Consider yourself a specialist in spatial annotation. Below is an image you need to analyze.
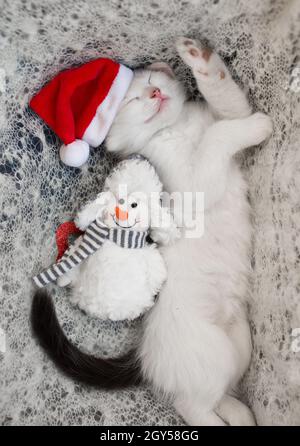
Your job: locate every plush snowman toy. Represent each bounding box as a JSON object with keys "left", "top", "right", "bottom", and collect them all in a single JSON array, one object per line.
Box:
[{"left": 33, "top": 157, "right": 178, "bottom": 321}]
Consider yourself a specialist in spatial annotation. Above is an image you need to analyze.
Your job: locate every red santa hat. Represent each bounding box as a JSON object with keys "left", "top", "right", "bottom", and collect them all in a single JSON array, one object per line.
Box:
[{"left": 30, "top": 58, "right": 133, "bottom": 167}]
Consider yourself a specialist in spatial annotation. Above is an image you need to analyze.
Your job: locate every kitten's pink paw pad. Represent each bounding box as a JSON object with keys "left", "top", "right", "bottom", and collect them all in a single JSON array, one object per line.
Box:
[
  {"left": 201, "top": 48, "right": 213, "bottom": 62},
  {"left": 189, "top": 47, "right": 200, "bottom": 57}
]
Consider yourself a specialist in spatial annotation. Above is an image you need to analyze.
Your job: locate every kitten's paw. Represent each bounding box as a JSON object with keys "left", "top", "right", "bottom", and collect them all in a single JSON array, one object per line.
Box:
[
  {"left": 247, "top": 112, "right": 273, "bottom": 144},
  {"left": 234, "top": 407, "right": 256, "bottom": 427},
  {"left": 216, "top": 396, "right": 256, "bottom": 427},
  {"left": 226, "top": 405, "right": 256, "bottom": 427},
  {"left": 176, "top": 37, "right": 228, "bottom": 81}
]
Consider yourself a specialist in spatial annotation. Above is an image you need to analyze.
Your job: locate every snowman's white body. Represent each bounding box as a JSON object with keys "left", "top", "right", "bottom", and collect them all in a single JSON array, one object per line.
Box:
[{"left": 63, "top": 238, "right": 166, "bottom": 321}]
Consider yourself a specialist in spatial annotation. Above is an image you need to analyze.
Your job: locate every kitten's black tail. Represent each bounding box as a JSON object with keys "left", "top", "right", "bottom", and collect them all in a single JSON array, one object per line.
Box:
[{"left": 31, "top": 290, "right": 142, "bottom": 388}]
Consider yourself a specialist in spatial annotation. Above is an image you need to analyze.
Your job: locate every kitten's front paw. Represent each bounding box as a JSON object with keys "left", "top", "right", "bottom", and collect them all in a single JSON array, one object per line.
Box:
[
  {"left": 176, "top": 37, "right": 227, "bottom": 81},
  {"left": 248, "top": 112, "right": 273, "bottom": 144}
]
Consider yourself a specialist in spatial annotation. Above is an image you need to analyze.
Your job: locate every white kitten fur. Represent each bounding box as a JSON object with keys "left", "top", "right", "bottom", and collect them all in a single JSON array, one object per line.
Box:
[{"left": 106, "top": 38, "right": 273, "bottom": 425}]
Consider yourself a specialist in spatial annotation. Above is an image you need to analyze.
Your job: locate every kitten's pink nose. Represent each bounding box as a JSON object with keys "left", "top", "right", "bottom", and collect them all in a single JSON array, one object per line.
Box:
[{"left": 150, "top": 87, "right": 161, "bottom": 99}]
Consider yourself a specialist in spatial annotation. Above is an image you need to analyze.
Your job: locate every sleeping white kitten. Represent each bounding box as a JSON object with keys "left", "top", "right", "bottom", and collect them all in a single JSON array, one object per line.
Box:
[
  {"left": 105, "top": 38, "right": 273, "bottom": 426},
  {"left": 31, "top": 38, "right": 273, "bottom": 426}
]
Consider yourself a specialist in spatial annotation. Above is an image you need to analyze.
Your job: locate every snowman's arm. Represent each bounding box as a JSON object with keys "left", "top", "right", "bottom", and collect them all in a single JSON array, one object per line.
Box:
[
  {"left": 75, "top": 191, "right": 112, "bottom": 230},
  {"left": 75, "top": 200, "right": 101, "bottom": 230}
]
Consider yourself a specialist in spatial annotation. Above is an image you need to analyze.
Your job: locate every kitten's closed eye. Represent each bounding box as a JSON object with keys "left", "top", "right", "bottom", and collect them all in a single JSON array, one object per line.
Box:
[
  {"left": 119, "top": 96, "right": 140, "bottom": 111},
  {"left": 125, "top": 96, "right": 140, "bottom": 106}
]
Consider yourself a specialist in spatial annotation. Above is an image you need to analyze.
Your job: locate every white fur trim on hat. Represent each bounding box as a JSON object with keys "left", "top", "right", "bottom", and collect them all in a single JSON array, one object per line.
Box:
[
  {"left": 82, "top": 64, "right": 133, "bottom": 147},
  {"left": 60, "top": 139, "right": 90, "bottom": 167}
]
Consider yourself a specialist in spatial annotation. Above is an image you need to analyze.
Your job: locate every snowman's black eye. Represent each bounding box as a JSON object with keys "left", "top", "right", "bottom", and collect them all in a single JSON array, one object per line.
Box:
[
  {"left": 131, "top": 202, "right": 138, "bottom": 208},
  {"left": 119, "top": 198, "right": 125, "bottom": 205}
]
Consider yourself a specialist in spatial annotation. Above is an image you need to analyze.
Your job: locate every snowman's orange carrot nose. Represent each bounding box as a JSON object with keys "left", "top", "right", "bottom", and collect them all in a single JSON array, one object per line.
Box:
[{"left": 115, "top": 206, "right": 128, "bottom": 221}]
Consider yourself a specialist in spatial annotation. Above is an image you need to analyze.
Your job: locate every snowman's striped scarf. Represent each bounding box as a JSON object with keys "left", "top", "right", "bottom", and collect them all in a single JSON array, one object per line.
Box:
[{"left": 33, "top": 220, "right": 148, "bottom": 288}]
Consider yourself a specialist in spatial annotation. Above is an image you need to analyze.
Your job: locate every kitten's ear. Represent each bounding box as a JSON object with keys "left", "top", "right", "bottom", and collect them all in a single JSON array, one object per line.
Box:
[{"left": 147, "top": 62, "right": 175, "bottom": 79}]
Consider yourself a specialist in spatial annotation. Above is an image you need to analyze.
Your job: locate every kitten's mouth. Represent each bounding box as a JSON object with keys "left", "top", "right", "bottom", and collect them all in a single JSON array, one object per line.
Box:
[
  {"left": 112, "top": 215, "right": 138, "bottom": 229},
  {"left": 145, "top": 96, "right": 169, "bottom": 123}
]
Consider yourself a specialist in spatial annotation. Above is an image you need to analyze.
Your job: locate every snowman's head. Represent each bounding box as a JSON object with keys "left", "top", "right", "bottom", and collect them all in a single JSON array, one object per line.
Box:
[
  {"left": 95, "top": 189, "right": 152, "bottom": 231},
  {"left": 95, "top": 157, "right": 163, "bottom": 231}
]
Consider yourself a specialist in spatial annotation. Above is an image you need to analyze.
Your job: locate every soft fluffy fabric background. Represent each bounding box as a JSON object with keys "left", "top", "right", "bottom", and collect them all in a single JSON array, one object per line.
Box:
[{"left": 0, "top": 0, "right": 300, "bottom": 426}]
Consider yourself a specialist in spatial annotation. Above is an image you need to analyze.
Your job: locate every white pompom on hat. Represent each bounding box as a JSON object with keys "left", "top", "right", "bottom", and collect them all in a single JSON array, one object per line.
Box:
[
  {"left": 30, "top": 58, "right": 133, "bottom": 167},
  {"left": 59, "top": 140, "right": 90, "bottom": 168}
]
